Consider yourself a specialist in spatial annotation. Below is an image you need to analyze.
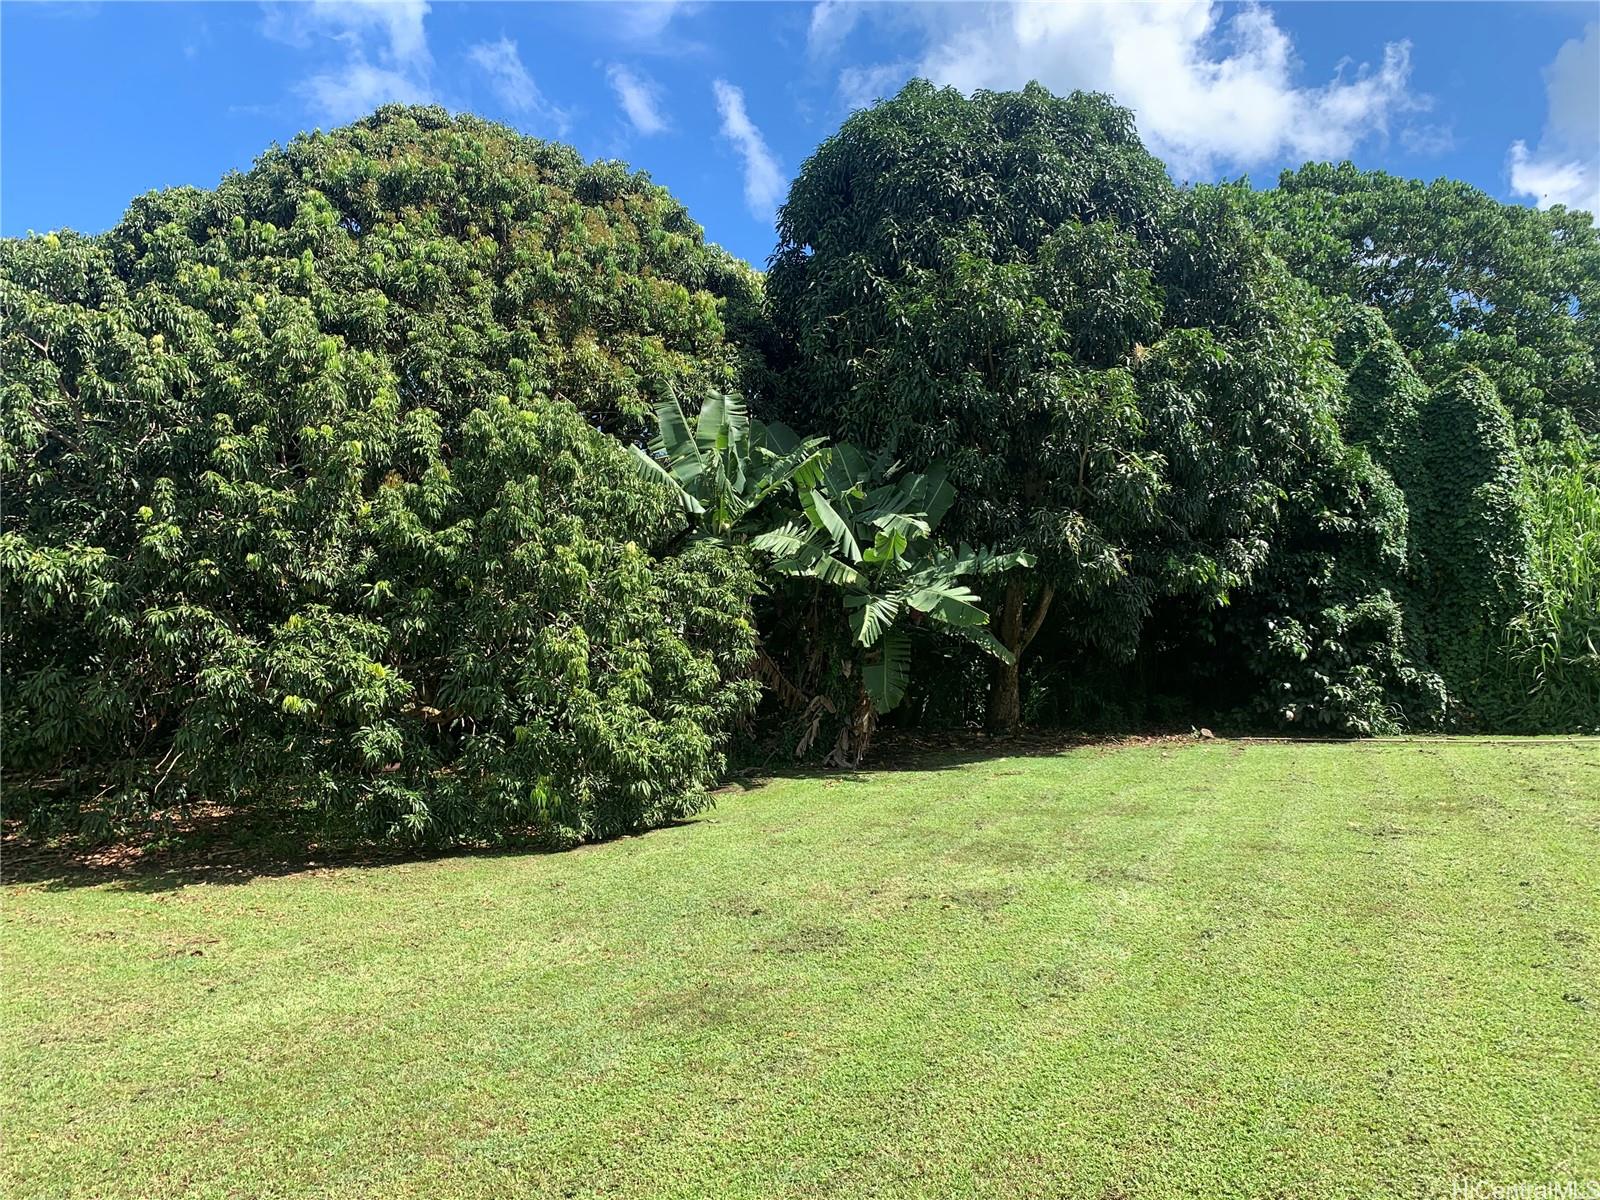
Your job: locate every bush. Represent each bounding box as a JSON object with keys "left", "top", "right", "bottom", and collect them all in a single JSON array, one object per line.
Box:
[
  {"left": 2, "top": 108, "right": 760, "bottom": 844},
  {"left": 1502, "top": 432, "right": 1600, "bottom": 731}
]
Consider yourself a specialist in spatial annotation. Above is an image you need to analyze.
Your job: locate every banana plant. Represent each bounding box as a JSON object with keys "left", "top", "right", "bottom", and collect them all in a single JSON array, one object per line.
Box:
[
  {"left": 750, "top": 448, "right": 1031, "bottom": 715},
  {"left": 636, "top": 390, "right": 1032, "bottom": 762},
  {"left": 628, "top": 390, "right": 827, "bottom": 538}
]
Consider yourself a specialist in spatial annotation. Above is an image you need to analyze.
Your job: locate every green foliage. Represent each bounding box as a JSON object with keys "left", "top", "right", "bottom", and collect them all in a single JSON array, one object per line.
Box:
[
  {"left": 1247, "top": 174, "right": 1598, "bottom": 732},
  {"left": 1257, "top": 163, "right": 1600, "bottom": 432},
  {"left": 753, "top": 447, "right": 1027, "bottom": 696},
  {"left": 7, "top": 87, "right": 1594, "bottom": 829},
  {"left": 637, "top": 389, "right": 1027, "bottom": 761},
  {"left": 1502, "top": 433, "right": 1600, "bottom": 731},
  {"left": 1217, "top": 435, "right": 1447, "bottom": 735},
  {"left": 767, "top": 83, "right": 1172, "bottom": 732},
  {"left": 1411, "top": 368, "right": 1540, "bottom": 725},
  {"left": 1331, "top": 299, "right": 1431, "bottom": 484},
  {"left": 769, "top": 83, "right": 1163, "bottom": 612},
  {"left": 2, "top": 107, "right": 761, "bottom": 843},
  {"left": 1123, "top": 296, "right": 1448, "bottom": 736},
  {"left": 628, "top": 390, "right": 826, "bottom": 537},
  {"left": 769, "top": 82, "right": 1445, "bottom": 734}
]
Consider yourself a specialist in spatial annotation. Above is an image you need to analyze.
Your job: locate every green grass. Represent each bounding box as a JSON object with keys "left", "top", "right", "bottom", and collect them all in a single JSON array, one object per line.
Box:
[{"left": 4, "top": 739, "right": 1598, "bottom": 1198}]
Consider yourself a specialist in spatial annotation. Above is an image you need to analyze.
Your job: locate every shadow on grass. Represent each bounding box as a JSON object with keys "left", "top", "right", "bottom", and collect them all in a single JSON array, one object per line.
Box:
[
  {"left": 0, "top": 805, "right": 588, "bottom": 895},
  {"left": 729, "top": 727, "right": 1198, "bottom": 784},
  {"left": 4, "top": 730, "right": 1199, "bottom": 893}
]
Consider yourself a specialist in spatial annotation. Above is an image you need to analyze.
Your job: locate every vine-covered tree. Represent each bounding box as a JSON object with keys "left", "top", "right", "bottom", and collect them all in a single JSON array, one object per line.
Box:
[
  {"left": 1414, "top": 368, "right": 1539, "bottom": 724},
  {"left": 1255, "top": 168, "right": 1599, "bottom": 730},
  {"left": 1, "top": 106, "right": 763, "bottom": 843}
]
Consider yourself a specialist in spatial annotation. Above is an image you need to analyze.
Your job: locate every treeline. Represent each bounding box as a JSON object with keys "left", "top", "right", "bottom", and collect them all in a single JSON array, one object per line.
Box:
[{"left": 3, "top": 91, "right": 1595, "bottom": 844}]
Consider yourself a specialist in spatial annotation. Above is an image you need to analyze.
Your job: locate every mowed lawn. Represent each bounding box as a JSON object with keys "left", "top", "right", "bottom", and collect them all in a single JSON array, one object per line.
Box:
[{"left": 3, "top": 740, "right": 1597, "bottom": 1199}]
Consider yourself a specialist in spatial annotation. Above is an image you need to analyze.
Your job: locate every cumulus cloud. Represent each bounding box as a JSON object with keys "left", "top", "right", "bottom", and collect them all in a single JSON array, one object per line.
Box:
[
  {"left": 823, "top": 0, "right": 1422, "bottom": 179},
  {"left": 300, "top": 64, "right": 432, "bottom": 121},
  {"left": 469, "top": 36, "right": 568, "bottom": 132},
  {"left": 1507, "top": 23, "right": 1598, "bottom": 217},
  {"left": 263, "top": 0, "right": 436, "bottom": 122},
  {"left": 713, "top": 79, "right": 785, "bottom": 218},
  {"left": 608, "top": 63, "right": 669, "bottom": 135}
]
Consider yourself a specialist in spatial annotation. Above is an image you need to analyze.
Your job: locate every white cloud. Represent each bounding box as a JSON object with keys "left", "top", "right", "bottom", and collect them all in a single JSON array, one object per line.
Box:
[
  {"left": 808, "top": 0, "right": 860, "bottom": 59},
  {"left": 264, "top": 0, "right": 431, "bottom": 66},
  {"left": 1507, "top": 23, "right": 1598, "bottom": 217},
  {"left": 713, "top": 79, "right": 785, "bottom": 219},
  {"left": 264, "top": 0, "right": 437, "bottom": 122},
  {"left": 300, "top": 64, "right": 432, "bottom": 123},
  {"left": 608, "top": 63, "right": 669, "bottom": 135},
  {"left": 469, "top": 36, "right": 569, "bottom": 132},
  {"left": 1509, "top": 143, "right": 1593, "bottom": 212},
  {"left": 822, "top": 1, "right": 1421, "bottom": 179},
  {"left": 612, "top": 1, "right": 703, "bottom": 51},
  {"left": 1400, "top": 123, "right": 1455, "bottom": 157},
  {"left": 838, "top": 61, "right": 912, "bottom": 112}
]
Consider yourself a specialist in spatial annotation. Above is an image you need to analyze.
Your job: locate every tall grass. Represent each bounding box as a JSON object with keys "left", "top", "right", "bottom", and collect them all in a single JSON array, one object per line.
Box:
[{"left": 1503, "top": 434, "right": 1600, "bottom": 731}]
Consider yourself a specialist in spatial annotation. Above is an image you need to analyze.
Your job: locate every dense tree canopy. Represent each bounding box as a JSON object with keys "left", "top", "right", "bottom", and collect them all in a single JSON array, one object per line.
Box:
[
  {"left": 5, "top": 93, "right": 1596, "bottom": 849},
  {"left": 1255, "top": 163, "right": 1600, "bottom": 433},
  {"left": 2, "top": 107, "right": 761, "bottom": 842},
  {"left": 768, "top": 82, "right": 1406, "bottom": 731}
]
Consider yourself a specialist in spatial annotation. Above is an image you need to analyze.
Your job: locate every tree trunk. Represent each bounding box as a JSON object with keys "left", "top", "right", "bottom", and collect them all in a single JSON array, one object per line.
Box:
[
  {"left": 825, "top": 682, "right": 875, "bottom": 768},
  {"left": 985, "top": 577, "right": 1055, "bottom": 737},
  {"left": 986, "top": 578, "right": 1025, "bottom": 735},
  {"left": 987, "top": 656, "right": 1022, "bottom": 735}
]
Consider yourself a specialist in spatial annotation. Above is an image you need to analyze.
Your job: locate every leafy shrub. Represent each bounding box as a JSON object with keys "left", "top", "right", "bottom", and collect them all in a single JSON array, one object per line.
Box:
[
  {"left": 1503, "top": 433, "right": 1600, "bottom": 731},
  {"left": 2, "top": 108, "right": 761, "bottom": 843}
]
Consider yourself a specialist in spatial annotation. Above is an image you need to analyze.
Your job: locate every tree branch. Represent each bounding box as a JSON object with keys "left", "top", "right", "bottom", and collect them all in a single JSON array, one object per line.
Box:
[{"left": 1018, "top": 583, "right": 1055, "bottom": 654}]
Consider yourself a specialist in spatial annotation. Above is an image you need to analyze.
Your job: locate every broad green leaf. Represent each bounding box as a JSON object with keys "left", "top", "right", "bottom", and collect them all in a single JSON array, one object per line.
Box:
[
  {"left": 822, "top": 443, "right": 871, "bottom": 499},
  {"left": 861, "top": 528, "right": 908, "bottom": 565},
  {"left": 650, "top": 395, "right": 696, "bottom": 462},
  {"left": 948, "top": 623, "right": 1016, "bottom": 664},
  {"left": 801, "top": 487, "right": 862, "bottom": 561},
  {"left": 863, "top": 629, "right": 911, "bottom": 713},
  {"left": 907, "top": 582, "right": 987, "bottom": 626},
  {"left": 752, "top": 418, "right": 801, "bottom": 456},
  {"left": 695, "top": 390, "right": 747, "bottom": 455},
  {"left": 844, "top": 591, "right": 902, "bottom": 646},
  {"left": 628, "top": 445, "right": 705, "bottom": 514},
  {"left": 919, "top": 467, "right": 956, "bottom": 528}
]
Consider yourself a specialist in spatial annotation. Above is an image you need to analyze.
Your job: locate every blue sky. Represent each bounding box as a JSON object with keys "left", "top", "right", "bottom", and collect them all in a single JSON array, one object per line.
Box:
[{"left": 4, "top": 2, "right": 1597, "bottom": 267}]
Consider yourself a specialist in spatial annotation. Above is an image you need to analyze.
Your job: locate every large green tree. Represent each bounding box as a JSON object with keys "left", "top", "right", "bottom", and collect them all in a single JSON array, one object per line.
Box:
[
  {"left": 2, "top": 106, "right": 762, "bottom": 843},
  {"left": 768, "top": 81, "right": 1362, "bottom": 731},
  {"left": 1256, "top": 163, "right": 1600, "bottom": 433}
]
